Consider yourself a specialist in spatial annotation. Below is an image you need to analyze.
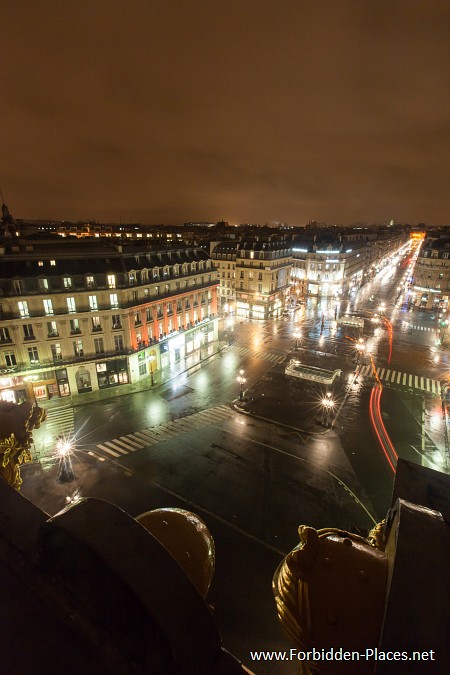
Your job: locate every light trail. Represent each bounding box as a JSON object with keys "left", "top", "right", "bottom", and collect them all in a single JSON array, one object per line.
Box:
[{"left": 369, "top": 383, "right": 398, "bottom": 474}]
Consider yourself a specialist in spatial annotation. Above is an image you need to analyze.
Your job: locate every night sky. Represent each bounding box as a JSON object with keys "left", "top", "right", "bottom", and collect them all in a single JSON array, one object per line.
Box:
[{"left": 3, "top": 1, "right": 450, "bottom": 226}]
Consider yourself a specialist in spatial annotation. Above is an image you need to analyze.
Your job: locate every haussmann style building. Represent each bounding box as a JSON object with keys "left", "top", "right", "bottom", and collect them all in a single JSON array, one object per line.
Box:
[{"left": 0, "top": 239, "right": 218, "bottom": 404}]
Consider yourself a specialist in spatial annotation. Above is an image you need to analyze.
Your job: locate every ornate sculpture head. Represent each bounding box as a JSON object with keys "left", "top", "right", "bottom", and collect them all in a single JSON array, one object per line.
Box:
[
  {"left": 273, "top": 525, "right": 388, "bottom": 674},
  {"left": 0, "top": 401, "right": 46, "bottom": 489}
]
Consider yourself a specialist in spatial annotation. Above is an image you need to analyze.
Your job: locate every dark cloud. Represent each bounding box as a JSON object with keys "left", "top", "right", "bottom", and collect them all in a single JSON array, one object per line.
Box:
[{"left": 3, "top": 0, "right": 450, "bottom": 225}]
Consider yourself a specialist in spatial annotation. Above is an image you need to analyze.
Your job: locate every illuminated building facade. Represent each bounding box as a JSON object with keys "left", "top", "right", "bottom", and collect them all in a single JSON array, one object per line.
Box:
[
  {"left": 211, "top": 239, "right": 292, "bottom": 319},
  {"left": 0, "top": 240, "right": 218, "bottom": 403},
  {"left": 412, "top": 236, "right": 450, "bottom": 310},
  {"left": 291, "top": 228, "right": 409, "bottom": 298}
]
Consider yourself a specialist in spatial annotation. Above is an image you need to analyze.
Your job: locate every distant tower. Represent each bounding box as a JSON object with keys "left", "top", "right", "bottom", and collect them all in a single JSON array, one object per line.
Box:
[{"left": 0, "top": 188, "right": 16, "bottom": 237}]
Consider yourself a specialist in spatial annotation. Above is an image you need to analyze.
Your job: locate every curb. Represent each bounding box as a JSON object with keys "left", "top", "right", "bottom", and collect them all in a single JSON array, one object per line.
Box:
[{"left": 230, "top": 399, "right": 334, "bottom": 438}]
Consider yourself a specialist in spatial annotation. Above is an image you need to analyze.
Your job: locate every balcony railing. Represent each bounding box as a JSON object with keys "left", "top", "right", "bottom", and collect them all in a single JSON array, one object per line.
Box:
[{"left": 9, "top": 315, "right": 217, "bottom": 374}]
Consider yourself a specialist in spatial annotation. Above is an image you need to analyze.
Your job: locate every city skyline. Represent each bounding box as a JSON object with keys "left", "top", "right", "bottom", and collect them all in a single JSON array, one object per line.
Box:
[{"left": 4, "top": 1, "right": 450, "bottom": 226}]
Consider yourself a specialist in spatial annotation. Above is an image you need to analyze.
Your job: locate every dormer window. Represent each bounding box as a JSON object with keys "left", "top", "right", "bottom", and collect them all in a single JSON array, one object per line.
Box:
[
  {"left": 63, "top": 277, "right": 72, "bottom": 289},
  {"left": 86, "top": 275, "right": 95, "bottom": 288},
  {"left": 38, "top": 278, "right": 49, "bottom": 291}
]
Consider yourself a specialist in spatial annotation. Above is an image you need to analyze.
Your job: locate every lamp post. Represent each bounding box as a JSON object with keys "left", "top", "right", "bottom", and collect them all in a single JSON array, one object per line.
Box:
[
  {"left": 57, "top": 437, "right": 75, "bottom": 483},
  {"left": 148, "top": 354, "right": 155, "bottom": 386},
  {"left": 238, "top": 369, "right": 246, "bottom": 402},
  {"left": 355, "top": 337, "right": 365, "bottom": 364},
  {"left": 321, "top": 392, "right": 335, "bottom": 428}
]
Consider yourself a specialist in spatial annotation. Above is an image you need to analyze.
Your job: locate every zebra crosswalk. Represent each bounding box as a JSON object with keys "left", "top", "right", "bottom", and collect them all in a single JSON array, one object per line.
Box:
[
  {"left": 401, "top": 321, "right": 434, "bottom": 332},
  {"left": 234, "top": 346, "right": 285, "bottom": 364},
  {"left": 42, "top": 406, "right": 75, "bottom": 445},
  {"left": 358, "top": 364, "right": 441, "bottom": 395},
  {"left": 88, "top": 404, "right": 234, "bottom": 462}
]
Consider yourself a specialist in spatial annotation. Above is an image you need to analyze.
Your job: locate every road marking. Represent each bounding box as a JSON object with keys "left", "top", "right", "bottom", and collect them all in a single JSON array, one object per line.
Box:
[
  {"left": 97, "top": 443, "right": 121, "bottom": 457},
  {"left": 104, "top": 440, "right": 130, "bottom": 454},
  {"left": 124, "top": 435, "right": 146, "bottom": 448},
  {"left": 88, "top": 450, "right": 105, "bottom": 461},
  {"left": 91, "top": 405, "right": 237, "bottom": 461}
]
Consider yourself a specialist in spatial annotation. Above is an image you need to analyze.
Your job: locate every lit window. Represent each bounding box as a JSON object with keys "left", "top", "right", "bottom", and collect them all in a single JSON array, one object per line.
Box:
[
  {"left": 43, "top": 298, "right": 54, "bottom": 315},
  {"left": 108, "top": 274, "right": 116, "bottom": 288},
  {"left": 110, "top": 293, "right": 119, "bottom": 309},
  {"left": 27, "top": 346, "right": 39, "bottom": 364},
  {"left": 18, "top": 301, "right": 29, "bottom": 318},
  {"left": 50, "top": 260, "right": 56, "bottom": 266},
  {"left": 67, "top": 297, "right": 76, "bottom": 313},
  {"left": 89, "top": 295, "right": 98, "bottom": 310}
]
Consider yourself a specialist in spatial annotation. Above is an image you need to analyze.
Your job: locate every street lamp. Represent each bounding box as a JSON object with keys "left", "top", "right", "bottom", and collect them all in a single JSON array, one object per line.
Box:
[
  {"left": 148, "top": 354, "right": 155, "bottom": 386},
  {"left": 56, "top": 437, "right": 75, "bottom": 483},
  {"left": 237, "top": 369, "right": 246, "bottom": 402},
  {"left": 321, "top": 392, "right": 335, "bottom": 428},
  {"left": 355, "top": 337, "right": 365, "bottom": 364}
]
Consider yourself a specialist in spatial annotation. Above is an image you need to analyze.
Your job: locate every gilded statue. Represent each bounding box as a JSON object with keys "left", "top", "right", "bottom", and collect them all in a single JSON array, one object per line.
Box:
[
  {"left": 273, "top": 525, "right": 388, "bottom": 674},
  {"left": 0, "top": 400, "right": 46, "bottom": 489}
]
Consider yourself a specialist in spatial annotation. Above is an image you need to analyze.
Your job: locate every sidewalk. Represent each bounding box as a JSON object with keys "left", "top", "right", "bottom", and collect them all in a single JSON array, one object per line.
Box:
[{"left": 38, "top": 341, "right": 228, "bottom": 413}]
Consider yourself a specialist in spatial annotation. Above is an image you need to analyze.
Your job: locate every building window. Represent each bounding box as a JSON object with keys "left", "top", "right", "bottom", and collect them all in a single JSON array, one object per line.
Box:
[
  {"left": 73, "top": 340, "right": 83, "bottom": 357},
  {"left": 44, "top": 298, "right": 54, "bottom": 315},
  {"left": 63, "top": 277, "right": 72, "bottom": 289},
  {"left": 0, "top": 327, "right": 11, "bottom": 342},
  {"left": 23, "top": 324, "right": 34, "bottom": 340},
  {"left": 94, "top": 337, "right": 104, "bottom": 354},
  {"left": 27, "top": 346, "right": 39, "bottom": 364},
  {"left": 145, "top": 307, "right": 152, "bottom": 322},
  {"left": 14, "top": 280, "right": 25, "bottom": 294},
  {"left": 47, "top": 321, "right": 58, "bottom": 337},
  {"left": 134, "top": 311, "right": 141, "bottom": 326},
  {"left": 70, "top": 318, "right": 80, "bottom": 334},
  {"left": 112, "top": 315, "right": 122, "bottom": 329},
  {"left": 139, "top": 362, "right": 147, "bottom": 376},
  {"left": 89, "top": 295, "right": 98, "bottom": 311},
  {"left": 86, "top": 275, "right": 95, "bottom": 288},
  {"left": 4, "top": 352, "right": 17, "bottom": 367},
  {"left": 67, "top": 297, "right": 76, "bottom": 313},
  {"left": 38, "top": 278, "right": 49, "bottom": 291},
  {"left": 91, "top": 316, "right": 101, "bottom": 331},
  {"left": 50, "top": 260, "right": 56, "bottom": 266},
  {"left": 110, "top": 293, "right": 119, "bottom": 309},
  {"left": 18, "top": 301, "right": 29, "bottom": 318},
  {"left": 258, "top": 283, "right": 263, "bottom": 292},
  {"left": 51, "top": 344, "right": 62, "bottom": 361},
  {"left": 114, "top": 335, "right": 124, "bottom": 351},
  {"left": 107, "top": 274, "right": 116, "bottom": 288}
]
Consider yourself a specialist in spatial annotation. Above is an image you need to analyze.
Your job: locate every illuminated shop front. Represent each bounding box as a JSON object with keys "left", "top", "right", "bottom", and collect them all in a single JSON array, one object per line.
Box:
[
  {"left": 96, "top": 358, "right": 129, "bottom": 389},
  {"left": 0, "top": 369, "right": 65, "bottom": 404}
]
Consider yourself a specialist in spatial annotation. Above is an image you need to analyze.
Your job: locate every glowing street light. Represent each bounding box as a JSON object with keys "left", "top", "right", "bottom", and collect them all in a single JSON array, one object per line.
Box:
[
  {"left": 56, "top": 437, "right": 75, "bottom": 483},
  {"left": 321, "top": 391, "right": 335, "bottom": 428},
  {"left": 355, "top": 337, "right": 366, "bottom": 364},
  {"left": 237, "top": 369, "right": 246, "bottom": 402}
]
